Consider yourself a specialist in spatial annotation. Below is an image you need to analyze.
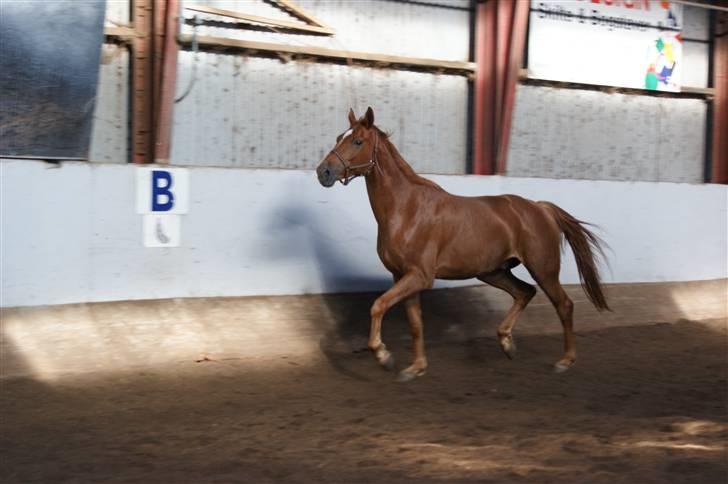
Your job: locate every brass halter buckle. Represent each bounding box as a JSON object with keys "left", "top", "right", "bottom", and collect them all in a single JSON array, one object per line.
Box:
[{"left": 332, "top": 134, "right": 378, "bottom": 186}]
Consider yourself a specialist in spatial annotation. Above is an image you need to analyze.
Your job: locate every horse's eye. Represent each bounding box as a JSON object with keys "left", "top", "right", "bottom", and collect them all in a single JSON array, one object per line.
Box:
[{"left": 353, "top": 139, "right": 363, "bottom": 146}]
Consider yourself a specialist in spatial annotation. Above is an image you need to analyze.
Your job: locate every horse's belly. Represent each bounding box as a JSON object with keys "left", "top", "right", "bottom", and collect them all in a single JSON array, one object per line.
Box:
[{"left": 435, "top": 244, "right": 512, "bottom": 279}]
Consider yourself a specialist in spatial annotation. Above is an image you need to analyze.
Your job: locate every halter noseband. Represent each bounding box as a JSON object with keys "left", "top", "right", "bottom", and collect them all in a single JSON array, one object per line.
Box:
[{"left": 331, "top": 133, "right": 379, "bottom": 186}]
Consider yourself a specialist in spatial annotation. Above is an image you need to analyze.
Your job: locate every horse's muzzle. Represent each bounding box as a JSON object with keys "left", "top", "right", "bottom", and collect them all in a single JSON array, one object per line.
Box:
[{"left": 316, "top": 163, "right": 337, "bottom": 187}]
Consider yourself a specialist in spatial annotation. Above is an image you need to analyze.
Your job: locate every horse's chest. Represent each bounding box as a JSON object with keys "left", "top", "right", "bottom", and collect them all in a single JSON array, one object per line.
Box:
[
  {"left": 376, "top": 227, "right": 422, "bottom": 273},
  {"left": 377, "top": 242, "right": 402, "bottom": 272}
]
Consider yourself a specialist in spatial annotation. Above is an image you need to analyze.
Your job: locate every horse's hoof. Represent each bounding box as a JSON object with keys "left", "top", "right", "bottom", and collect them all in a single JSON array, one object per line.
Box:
[
  {"left": 499, "top": 336, "right": 517, "bottom": 359},
  {"left": 379, "top": 352, "right": 396, "bottom": 371},
  {"left": 396, "top": 367, "right": 425, "bottom": 382},
  {"left": 553, "top": 361, "right": 572, "bottom": 373}
]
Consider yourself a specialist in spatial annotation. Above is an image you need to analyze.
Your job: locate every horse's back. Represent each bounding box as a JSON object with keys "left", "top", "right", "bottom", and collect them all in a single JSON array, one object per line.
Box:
[
  {"left": 466, "top": 193, "right": 562, "bottom": 256},
  {"left": 474, "top": 194, "right": 556, "bottom": 225}
]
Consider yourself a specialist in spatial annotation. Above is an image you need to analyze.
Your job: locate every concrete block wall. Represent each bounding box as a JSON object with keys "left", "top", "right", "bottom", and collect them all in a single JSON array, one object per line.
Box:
[
  {"left": 508, "top": 5, "right": 712, "bottom": 183},
  {"left": 507, "top": 87, "right": 707, "bottom": 183},
  {"left": 88, "top": 1, "right": 712, "bottom": 183},
  {"left": 171, "top": 0, "right": 471, "bottom": 173}
]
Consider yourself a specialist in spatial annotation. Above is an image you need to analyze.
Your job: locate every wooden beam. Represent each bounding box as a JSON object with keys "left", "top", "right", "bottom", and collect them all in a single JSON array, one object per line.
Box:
[
  {"left": 518, "top": 69, "right": 715, "bottom": 98},
  {"left": 185, "top": 5, "right": 335, "bottom": 36},
  {"left": 682, "top": 86, "right": 717, "bottom": 96},
  {"left": 103, "top": 26, "right": 141, "bottom": 42},
  {"left": 178, "top": 34, "right": 476, "bottom": 75},
  {"left": 268, "top": 0, "right": 330, "bottom": 29},
  {"left": 672, "top": 0, "right": 728, "bottom": 12}
]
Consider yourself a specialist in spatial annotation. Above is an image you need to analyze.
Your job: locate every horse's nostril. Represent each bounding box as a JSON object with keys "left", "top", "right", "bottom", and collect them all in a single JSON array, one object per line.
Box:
[{"left": 317, "top": 165, "right": 335, "bottom": 187}]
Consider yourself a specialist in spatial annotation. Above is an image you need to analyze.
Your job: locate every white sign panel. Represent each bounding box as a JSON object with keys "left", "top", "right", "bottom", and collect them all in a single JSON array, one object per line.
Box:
[
  {"left": 136, "top": 167, "right": 189, "bottom": 214},
  {"left": 143, "top": 213, "right": 181, "bottom": 248},
  {"left": 136, "top": 167, "right": 188, "bottom": 248},
  {"left": 528, "top": 0, "right": 683, "bottom": 91}
]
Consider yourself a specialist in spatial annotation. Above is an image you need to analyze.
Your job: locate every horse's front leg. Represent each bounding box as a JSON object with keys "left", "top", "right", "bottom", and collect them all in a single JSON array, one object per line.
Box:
[
  {"left": 397, "top": 292, "right": 427, "bottom": 382},
  {"left": 368, "top": 271, "right": 429, "bottom": 373}
]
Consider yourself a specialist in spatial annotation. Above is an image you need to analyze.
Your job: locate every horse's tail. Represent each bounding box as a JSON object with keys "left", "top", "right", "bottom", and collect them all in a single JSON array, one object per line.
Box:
[{"left": 541, "top": 202, "right": 611, "bottom": 312}]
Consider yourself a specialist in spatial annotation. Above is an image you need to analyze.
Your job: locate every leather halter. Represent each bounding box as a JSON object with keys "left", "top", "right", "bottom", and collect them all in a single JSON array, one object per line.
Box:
[{"left": 331, "top": 133, "right": 379, "bottom": 186}]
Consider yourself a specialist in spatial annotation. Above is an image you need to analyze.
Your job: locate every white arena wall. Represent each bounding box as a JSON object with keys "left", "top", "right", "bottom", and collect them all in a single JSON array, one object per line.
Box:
[{"left": 2, "top": 159, "right": 726, "bottom": 308}]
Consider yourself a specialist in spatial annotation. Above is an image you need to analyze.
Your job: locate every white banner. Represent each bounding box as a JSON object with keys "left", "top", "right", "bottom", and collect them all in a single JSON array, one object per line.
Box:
[{"left": 528, "top": 0, "right": 683, "bottom": 91}]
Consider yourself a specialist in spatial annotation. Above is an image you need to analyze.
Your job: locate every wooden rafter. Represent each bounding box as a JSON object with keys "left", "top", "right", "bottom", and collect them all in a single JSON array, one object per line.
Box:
[
  {"left": 186, "top": 4, "right": 335, "bottom": 36},
  {"left": 178, "top": 34, "right": 476, "bottom": 76},
  {"left": 103, "top": 26, "right": 141, "bottom": 42},
  {"left": 267, "top": 0, "right": 330, "bottom": 29},
  {"left": 517, "top": 69, "right": 715, "bottom": 99}
]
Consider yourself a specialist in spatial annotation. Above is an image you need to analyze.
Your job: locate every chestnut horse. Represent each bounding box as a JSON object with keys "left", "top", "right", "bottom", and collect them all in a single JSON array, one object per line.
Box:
[{"left": 316, "top": 107, "right": 609, "bottom": 381}]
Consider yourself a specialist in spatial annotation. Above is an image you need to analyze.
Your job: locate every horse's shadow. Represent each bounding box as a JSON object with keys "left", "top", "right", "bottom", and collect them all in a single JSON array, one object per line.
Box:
[
  {"left": 264, "top": 198, "right": 495, "bottom": 379},
  {"left": 262, "top": 201, "right": 383, "bottom": 377}
]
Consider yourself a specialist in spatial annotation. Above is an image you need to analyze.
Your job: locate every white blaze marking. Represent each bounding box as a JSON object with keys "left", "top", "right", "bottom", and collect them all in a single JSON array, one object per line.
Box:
[{"left": 337, "top": 128, "right": 353, "bottom": 147}]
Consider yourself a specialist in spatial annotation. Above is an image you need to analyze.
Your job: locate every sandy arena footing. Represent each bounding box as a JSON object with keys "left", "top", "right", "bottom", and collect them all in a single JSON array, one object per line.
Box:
[{"left": 1, "top": 280, "right": 726, "bottom": 483}]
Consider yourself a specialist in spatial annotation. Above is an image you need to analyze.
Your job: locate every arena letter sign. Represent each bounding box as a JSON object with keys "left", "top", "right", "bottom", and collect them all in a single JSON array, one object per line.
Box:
[
  {"left": 151, "top": 170, "right": 175, "bottom": 212},
  {"left": 137, "top": 168, "right": 189, "bottom": 214},
  {"left": 136, "top": 168, "right": 189, "bottom": 247}
]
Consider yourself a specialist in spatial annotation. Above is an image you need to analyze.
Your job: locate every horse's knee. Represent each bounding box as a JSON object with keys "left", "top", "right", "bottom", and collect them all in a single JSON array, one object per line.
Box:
[{"left": 370, "top": 299, "right": 386, "bottom": 320}]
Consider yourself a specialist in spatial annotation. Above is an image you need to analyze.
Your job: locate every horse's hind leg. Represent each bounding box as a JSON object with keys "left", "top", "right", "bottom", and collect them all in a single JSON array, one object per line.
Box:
[
  {"left": 478, "top": 270, "right": 536, "bottom": 359},
  {"left": 533, "top": 273, "right": 576, "bottom": 372}
]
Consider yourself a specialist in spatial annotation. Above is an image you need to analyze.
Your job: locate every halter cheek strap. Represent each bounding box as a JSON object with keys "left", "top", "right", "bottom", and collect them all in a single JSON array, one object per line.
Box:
[{"left": 332, "top": 133, "right": 379, "bottom": 186}]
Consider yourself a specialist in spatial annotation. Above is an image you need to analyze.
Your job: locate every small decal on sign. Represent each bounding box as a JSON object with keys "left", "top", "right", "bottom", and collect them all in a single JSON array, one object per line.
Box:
[{"left": 143, "top": 213, "right": 181, "bottom": 248}]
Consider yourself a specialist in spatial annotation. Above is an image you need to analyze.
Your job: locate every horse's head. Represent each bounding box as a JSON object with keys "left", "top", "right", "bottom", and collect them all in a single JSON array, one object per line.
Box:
[{"left": 316, "top": 107, "right": 378, "bottom": 187}]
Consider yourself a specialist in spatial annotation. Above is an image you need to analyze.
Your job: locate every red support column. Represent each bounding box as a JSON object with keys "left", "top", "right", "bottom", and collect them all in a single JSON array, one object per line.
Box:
[
  {"left": 131, "top": 0, "right": 154, "bottom": 164},
  {"left": 712, "top": 11, "right": 728, "bottom": 184},
  {"left": 155, "top": 0, "right": 179, "bottom": 164},
  {"left": 473, "top": 0, "right": 497, "bottom": 175},
  {"left": 131, "top": 0, "right": 179, "bottom": 164},
  {"left": 472, "top": 0, "right": 529, "bottom": 175},
  {"left": 496, "top": 0, "right": 529, "bottom": 175}
]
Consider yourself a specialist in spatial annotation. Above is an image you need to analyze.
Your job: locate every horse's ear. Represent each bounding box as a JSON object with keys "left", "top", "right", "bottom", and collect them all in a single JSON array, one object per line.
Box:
[
  {"left": 348, "top": 108, "right": 357, "bottom": 127},
  {"left": 363, "top": 106, "right": 374, "bottom": 128}
]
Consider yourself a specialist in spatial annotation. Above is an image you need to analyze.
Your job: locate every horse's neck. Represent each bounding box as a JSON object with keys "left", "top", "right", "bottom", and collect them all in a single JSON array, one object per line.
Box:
[{"left": 364, "top": 141, "right": 415, "bottom": 225}]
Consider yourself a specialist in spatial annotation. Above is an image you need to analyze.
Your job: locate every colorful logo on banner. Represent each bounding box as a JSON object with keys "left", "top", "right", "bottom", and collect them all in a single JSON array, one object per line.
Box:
[{"left": 645, "top": 33, "right": 681, "bottom": 91}]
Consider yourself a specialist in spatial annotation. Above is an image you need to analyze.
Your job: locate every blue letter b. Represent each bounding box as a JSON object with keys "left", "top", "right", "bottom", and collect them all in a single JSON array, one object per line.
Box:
[{"left": 152, "top": 170, "right": 174, "bottom": 212}]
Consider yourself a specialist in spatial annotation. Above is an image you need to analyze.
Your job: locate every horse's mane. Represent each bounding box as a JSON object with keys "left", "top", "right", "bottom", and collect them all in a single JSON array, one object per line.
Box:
[{"left": 373, "top": 126, "right": 444, "bottom": 191}]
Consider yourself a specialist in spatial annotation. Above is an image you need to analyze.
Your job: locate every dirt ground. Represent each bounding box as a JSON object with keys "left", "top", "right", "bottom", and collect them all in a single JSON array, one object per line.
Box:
[{"left": 2, "top": 294, "right": 727, "bottom": 484}]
